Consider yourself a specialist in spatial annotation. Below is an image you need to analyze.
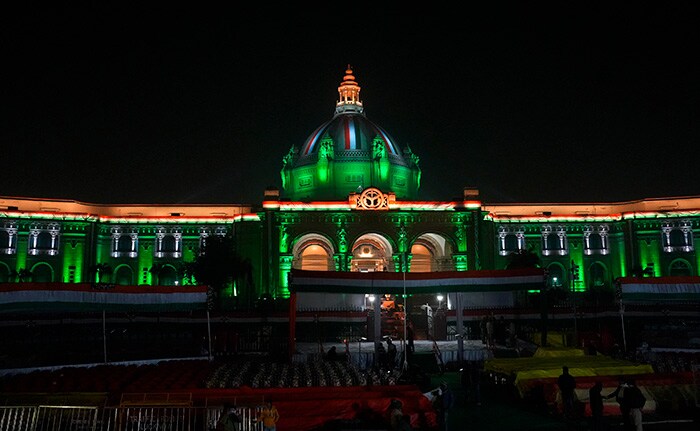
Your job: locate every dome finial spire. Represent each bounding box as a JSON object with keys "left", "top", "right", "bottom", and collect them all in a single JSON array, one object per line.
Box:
[{"left": 335, "top": 65, "right": 363, "bottom": 115}]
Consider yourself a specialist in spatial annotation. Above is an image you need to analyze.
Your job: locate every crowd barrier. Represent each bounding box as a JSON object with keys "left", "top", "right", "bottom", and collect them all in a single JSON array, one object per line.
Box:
[{"left": 0, "top": 405, "right": 262, "bottom": 431}]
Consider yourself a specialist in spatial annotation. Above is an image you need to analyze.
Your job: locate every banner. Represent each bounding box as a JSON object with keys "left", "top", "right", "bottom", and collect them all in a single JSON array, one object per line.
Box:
[
  {"left": 617, "top": 277, "right": 700, "bottom": 302},
  {"left": 289, "top": 268, "right": 545, "bottom": 294},
  {"left": 0, "top": 283, "right": 208, "bottom": 313}
]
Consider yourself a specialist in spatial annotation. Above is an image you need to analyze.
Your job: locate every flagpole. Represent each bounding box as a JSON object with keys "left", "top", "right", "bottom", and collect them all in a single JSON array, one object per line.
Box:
[{"left": 403, "top": 252, "right": 408, "bottom": 371}]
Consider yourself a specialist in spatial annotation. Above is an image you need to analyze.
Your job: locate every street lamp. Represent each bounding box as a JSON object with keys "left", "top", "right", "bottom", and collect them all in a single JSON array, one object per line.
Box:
[{"left": 437, "top": 294, "right": 444, "bottom": 310}]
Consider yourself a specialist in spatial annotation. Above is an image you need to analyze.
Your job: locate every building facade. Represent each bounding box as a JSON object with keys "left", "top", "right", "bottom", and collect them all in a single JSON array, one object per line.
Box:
[{"left": 1, "top": 68, "right": 699, "bottom": 310}]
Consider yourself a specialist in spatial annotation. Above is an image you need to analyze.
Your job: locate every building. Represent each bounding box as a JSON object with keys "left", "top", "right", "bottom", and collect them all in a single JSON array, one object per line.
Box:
[{"left": 2, "top": 68, "right": 700, "bottom": 363}]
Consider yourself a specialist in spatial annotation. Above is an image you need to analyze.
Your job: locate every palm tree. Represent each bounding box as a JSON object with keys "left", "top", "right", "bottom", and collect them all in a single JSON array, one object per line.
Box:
[{"left": 13, "top": 268, "right": 32, "bottom": 283}]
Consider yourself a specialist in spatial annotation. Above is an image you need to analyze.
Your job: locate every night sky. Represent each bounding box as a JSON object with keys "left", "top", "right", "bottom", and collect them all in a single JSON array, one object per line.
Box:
[{"left": 3, "top": 4, "right": 699, "bottom": 205}]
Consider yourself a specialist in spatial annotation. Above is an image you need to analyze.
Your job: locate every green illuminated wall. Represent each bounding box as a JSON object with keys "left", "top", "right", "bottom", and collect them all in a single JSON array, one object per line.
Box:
[{"left": 284, "top": 157, "right": 420, "bottom": 201}]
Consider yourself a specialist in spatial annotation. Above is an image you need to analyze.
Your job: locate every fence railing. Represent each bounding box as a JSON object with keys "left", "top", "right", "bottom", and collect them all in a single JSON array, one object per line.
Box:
[{"left": 0, "top": 405, "right": 264, "bottom": 431}]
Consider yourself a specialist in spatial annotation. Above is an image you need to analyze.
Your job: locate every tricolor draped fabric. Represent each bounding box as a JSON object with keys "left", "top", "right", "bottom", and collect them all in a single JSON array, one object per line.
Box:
[
  {"left": 289, "top": 268, "right": 545, "bottom": 294},
  {"left": 0, "top": 283, "right": 208, "bottom": 313},
  {"left": 617, "top": 276, "right": 700, "bottom": 302}
]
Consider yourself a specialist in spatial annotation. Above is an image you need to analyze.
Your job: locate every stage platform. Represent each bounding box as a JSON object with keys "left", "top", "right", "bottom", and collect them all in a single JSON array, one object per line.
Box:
[{"left": 293, "top": 339, "right": 495, "bottom": 369}]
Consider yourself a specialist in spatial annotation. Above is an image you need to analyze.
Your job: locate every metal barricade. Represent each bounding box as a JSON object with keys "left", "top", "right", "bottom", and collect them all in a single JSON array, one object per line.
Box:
[
  {"left": 0, "top": 405, "right": 263, "bottom": 431},
  {"left": 35, "top": 406, "right": 99, "bottom": 431},
  {"left": 0, "top": 406, "right": 38, "bottom": 431}
]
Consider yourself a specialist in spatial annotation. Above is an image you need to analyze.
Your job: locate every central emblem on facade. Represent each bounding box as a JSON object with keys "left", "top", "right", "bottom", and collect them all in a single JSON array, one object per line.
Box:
[{"left": 354, "top": 187, "right": 389, "bottom": 210}]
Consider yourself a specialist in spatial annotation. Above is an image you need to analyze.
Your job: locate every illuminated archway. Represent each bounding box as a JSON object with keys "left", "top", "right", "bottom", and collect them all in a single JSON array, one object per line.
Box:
[
  {"left": 546, "top": 262, "right": 567, "bottom": 288},
  {"left": 350, "top": 233, "right": 393, "bottom": 272},
  {"left": 292, "top": 234, "right": 335, "bottom": 271},
  {"left": 410, "top": 233, "right": 453, "bottom": 272}
]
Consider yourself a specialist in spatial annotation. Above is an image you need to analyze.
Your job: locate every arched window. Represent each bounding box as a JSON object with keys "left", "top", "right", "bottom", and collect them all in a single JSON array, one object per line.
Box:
[
  {"left": 28, "top": 223, "right": 60, "bottom": 256},
  {"left": 583, "top": 225, "right": 609, "bottom": 256},
  {"left": 111, "top": 227, "right": 139, "bottom": 258},
  {"left": 669, "top": 259, "right": 692, "bottom": 276},
  {"left": 158, "top": 265, "right": 178, "bottom": 286},
  {"left": 588, "top": 262, "right": 607, "bottom": 288},
  {"left": 498, "top": 226, "right": 525, "bottom": 256},
  {"left": 541, "top": 225, "right": 568, "bottom": 256},
  {"left": 115, "top": 266, "right": 134, "bottom": 286},
  {"left": 198, "top": 226, "right": 227, "bottom": 255},
  {"left": 0, "top": 221, "right": 17, "bottom": 255},
  {"left": 154, "top": 226, "right": 182, "bottom": 258},
  {"left": 662, "top": 220, "right": 694, "bottom": 253},
  {"left": 0, "top": 263, "right": 10, "bottom": 283},
  {"left": 31, "top": 263, "right": 53, "bottom": 283},
  {"left": 546, "top": 263, "right": 566, "bottom": 288},
  {"left": 161, "top": 236, "right": 177, "bottom": 253}
]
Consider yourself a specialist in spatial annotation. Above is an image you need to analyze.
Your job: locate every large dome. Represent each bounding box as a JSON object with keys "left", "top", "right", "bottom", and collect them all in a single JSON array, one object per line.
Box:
[{"left": 280, "top": 67, "right": 421, "bottom": 201}]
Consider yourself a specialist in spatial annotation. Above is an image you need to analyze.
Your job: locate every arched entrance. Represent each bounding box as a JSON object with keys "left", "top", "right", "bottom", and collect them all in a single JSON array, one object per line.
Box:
[
  {"left": 350, "top": 234, "right": 393, "bottom": 273},
  {"left": 292, "top": 234, "right": 335, "bottom": 271}
]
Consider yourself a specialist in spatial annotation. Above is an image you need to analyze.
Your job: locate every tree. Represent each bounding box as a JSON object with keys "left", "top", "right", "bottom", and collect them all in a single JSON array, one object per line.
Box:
[
  {"left": 191, "top": 236, "right": 251, "bottom": 309},
  {"left": 505, "top": 248, "right": 541, "bottom": 269},
  {"left": 11, "top": 268, "right": 32, "bottom": 283}
]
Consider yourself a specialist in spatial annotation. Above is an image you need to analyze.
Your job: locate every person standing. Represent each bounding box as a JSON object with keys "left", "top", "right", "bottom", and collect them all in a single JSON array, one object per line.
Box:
[
  {"left": 485, "top": 313, "right": 495, "bottom": 348},
  {"left": 406, "top": 321, "right": 415, "bottom": 355},
  {"left": 257, "top": 400, "right": 280, "bottom": 431},
  {"left": 623, "top": 380, "right": 645, "bottom": 431},
  {"left": 606, "top": 378, "right": 632, "bottom": 431},
  {"left": 439, "top": 382, "right": 454, "bottom": 431},
  {"left": 589, "top": 381, "right": 605, "bottom": 431},
  {"left": 557, "top": 366, "right": 577, "bottom": 419},
  {"left": 386, "top": 338, "right": 397, "bottom": 369}
]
